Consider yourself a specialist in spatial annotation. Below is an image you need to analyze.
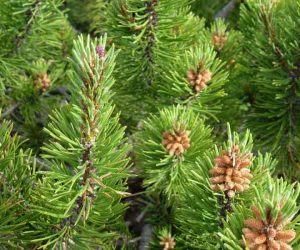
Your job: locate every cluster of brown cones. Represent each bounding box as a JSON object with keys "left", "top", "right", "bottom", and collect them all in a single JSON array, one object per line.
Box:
[
  {"left": 186, "top": 63, "right": 212, "bottom": 93},
  {"left": 35, "top": 73, "right": 51, "bottom": 93},
  {"left": 212, "top": 31, "right": 227, "bottom": 50},
  {"left": 160, "top": 234, "right": 176, "bottom": 250},
  {"left": 209, "top": 145, "right": 253, "bottom": 198},
  {"left": 162, "top": 124, "right": 190, "bottom": 156},
  {"left": 243, "top": 205, "right": 296, "bottom": 250}
]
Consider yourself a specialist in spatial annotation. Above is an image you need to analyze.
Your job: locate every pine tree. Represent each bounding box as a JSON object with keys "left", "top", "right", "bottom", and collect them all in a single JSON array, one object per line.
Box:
[{"left": 27, "top": 35, "right": 130, "bottom": 249}]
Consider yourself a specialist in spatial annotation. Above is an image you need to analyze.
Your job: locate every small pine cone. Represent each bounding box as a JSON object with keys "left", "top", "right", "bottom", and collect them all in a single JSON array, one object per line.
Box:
[
  {"left": 210, "top": 145, "right": 253, "bottom": 197},
  {"left": 160, "top": 234, "right": 176, "bottom": 250},
  {"left": 35, "top": 73, "right": 51, "bottom": 93},
  {"left": 162, "top": 126, "right": 190, "bottom": 156},
  {"left": 96, "top": 45, "right": 105, "bottom": 59},
  {"left": 186, "top": 65, "right": 212, "bottom": 93},
  {"left": 243, "top": 205, "right": 296, "bottom": 250},
  {"left": 212, "top": 32, "right": 227, "bottom": 50}
]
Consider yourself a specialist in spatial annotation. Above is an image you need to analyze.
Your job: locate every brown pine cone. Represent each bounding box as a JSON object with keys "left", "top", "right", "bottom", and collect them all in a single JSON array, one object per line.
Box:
[
  {"left": 212, "top": 32, "right": 227, "bottom": 50},
  {"left": 35, "top": 73, "right": 51, "bottom": 93},
  {"left": 210, "top": 145, "right": 253, "bottom": 198},
  {"left": 160, "top": 233, "right": 176, "bottom": 250},
  {"left": 242, "top": 205, "right": 296, "bottom": 250},
  {"left": 186, "top": 64, "right": 212, "bottom": 93},
  {"left": 162, "top": 125, "right": 190, "bottom": 156}
]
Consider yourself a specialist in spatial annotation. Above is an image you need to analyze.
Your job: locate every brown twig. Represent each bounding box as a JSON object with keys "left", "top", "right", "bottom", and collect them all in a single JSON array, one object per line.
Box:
[
  {"left": 214, "top": 0, "right": 239, "bottom": 20},
  {"left": 1, "top": 103, "right": 20, "bottom": 119}
]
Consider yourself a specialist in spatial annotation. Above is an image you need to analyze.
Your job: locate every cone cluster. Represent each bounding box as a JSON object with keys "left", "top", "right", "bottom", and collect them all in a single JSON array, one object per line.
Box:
[
  {"left": 35, "top": 73, "right": 51, "bottom": 93},
  {"left": 160, "top": 234, "right": 176, "bottom": 250},
  {"left": 212, "top": 32, "right": 227, "bottom": 50},
  {"left": 187, "top": 63, "right": 212, "bottom": 93},
  {"left": 243, "top": 205, "right": 296, "bottom": 250},
  {"left": 162, "top": 124, "right": 190, "bottom": 156},
  {"left": 209, "top": 145, "right": 253, "bottom": 198}
]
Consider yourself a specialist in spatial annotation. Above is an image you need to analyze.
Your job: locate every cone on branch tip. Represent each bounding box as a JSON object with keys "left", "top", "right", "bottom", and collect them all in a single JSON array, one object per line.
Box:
[
  {"left": 210, "top": 145, "right": 253, "bottom": 198},
  {"left": 160, "top": 233, "right": 176, "bottom": 250},
  {"left": 34, "top": 73, "right": 51, "bottom": 93},
  {"left": 242, "top": 205, "right": 296, "bottom": 250},
  {"left": 162, "top": 123, "right": 191, "bottom": 156},
  {"left": 212, "top": 31, "right": 227, "bottom": 50},
  {"left": 187, "top": 62, "right": 212, "bottom": 93}
]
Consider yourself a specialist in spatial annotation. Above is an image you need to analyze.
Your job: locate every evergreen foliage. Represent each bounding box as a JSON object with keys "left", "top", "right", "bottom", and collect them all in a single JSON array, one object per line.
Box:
[
  {"left": 174, "top": 126, "right": 277, "bottom": 249},
  {"left": 238, "top": 0, "right": 300, "bottom": 178},
  {"left": 0, "top": 1, "right": 300, "bottom": 249},
  {"left": 28, "top": 35, "right": 130, "bottom": 249},
  {"left": 0, "top": 0, "right": 74, "bottom": 149},
  {"left": 100, "top": 0, "right": 206, "bottom": 125},
  {"left": 0, "top": 117, "right": 35, "bottom": 248},
  {"left": 135, "top": 105, "right": 212, "bottom": 200}
]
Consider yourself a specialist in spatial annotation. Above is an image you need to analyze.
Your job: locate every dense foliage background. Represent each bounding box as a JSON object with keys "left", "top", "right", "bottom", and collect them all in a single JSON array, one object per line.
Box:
[{"left": 0, "top": 0, "right": 300, "bottom": 249}]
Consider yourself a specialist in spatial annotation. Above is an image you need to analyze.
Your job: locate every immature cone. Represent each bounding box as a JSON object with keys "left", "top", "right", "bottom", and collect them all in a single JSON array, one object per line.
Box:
[
  {"left": 210, "top": 145, "right": 253, "bottom": 198},
  {"left": 35, "top": 73, "right": 51, "bottom": 93},
  {"left": 160, "top": 234, "right": 176, "bottom": 250},
  {"left": 242, "top": 205, "right": 296, "bottom": 250},
  {"left": 96, "top": 45, "right": 105, "bottom": 59},
  {"left": 187, "top": 63, "right": 212, "bottom": 93},
  {"left": 212, "top": 31, "right": 227, "bottom": 50},
  {"left": 162, "top": 124, "right": 190, "bottom": 156}
]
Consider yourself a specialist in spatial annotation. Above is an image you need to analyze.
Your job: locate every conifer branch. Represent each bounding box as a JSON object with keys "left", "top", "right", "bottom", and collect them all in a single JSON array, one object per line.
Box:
[
  {"left": 61, "top": 41, "right": 106, "bottom": 228},
  {"left": 12, "top": 0, "right": 42, "bottom": 55},
  {"left": 218, "top": 194, "right": 232, "bottom": 228},
  {"left": 143, "top": 0, "right": 158, "bottom": 85},
  {"left": 1, "top": 103, "right": 20, "bottom": 119},
  {"left": 260, "top": 8, "right": 299, "bottom": 167}
]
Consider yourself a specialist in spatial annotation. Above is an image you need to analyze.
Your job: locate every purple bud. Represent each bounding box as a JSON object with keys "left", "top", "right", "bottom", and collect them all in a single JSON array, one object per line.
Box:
[{"left": 96, "top": 45, "right": 105, "bottom": 59}]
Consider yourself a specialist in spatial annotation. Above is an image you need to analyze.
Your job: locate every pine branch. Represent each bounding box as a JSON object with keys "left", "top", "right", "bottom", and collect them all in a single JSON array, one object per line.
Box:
[
  {"left": 143, "top": 0, "right": 158, "bottom": 85},
  {"left": 218, "top": 193, "right": 232, "bottom": 228},
  {"left": 260, "top": 8, "right": 299, "bottom": 168},
  {"left": 1, "top": 103, "right": 20, "bottom": 119},
  {"left": 12, "top": 0, "right": 42, "bottom": 55}
]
